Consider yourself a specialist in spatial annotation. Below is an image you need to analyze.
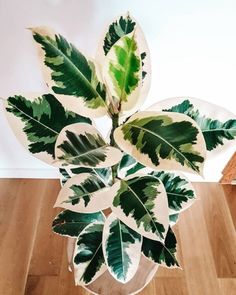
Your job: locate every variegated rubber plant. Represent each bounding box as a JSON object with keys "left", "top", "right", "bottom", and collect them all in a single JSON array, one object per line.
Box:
[{"left": 3, "top": 13, "right": 236, "bottom": 288}]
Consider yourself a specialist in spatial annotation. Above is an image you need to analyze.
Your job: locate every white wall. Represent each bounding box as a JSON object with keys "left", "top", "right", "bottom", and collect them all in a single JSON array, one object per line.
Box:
[{"left": 0, "top": 0, "right": 235, "bottom": 180}]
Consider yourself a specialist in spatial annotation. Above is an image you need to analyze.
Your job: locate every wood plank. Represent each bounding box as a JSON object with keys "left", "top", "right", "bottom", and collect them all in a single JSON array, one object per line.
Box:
[
  {"left": 218, "top": 278, "right": 236, "bottom": 295},
  {"left": 151, "top": 278, "right": 188, "bottom": 295},
  {"left": 200, "top": 183, "right": 236, "bottom": 278},
  {"left": 0, "top": 179, "right": 46, "bottom": 295},
  {"left": 28, "top": 180, "right": 64, "bottom": 276},
  {"left": 222, "top": 185, "right": 236, "bottom": 229},
  {"left": 178, "top": 186, "right": 221, "bottom": 295},
  {"left": 1, "top": 180, "right": 236, "bottom": 294},
  {"left": 220, "top": 152, "right": 236, "bottom": 184},
  {"left": 58, "top": 240, "right": 89, "bottom": 295},
  {"left": 25, "top": 275, "right": 59, "bottom": 295}
]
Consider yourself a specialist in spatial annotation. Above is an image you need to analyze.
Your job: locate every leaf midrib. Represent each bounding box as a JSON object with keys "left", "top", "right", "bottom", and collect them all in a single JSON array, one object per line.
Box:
[
  {"left": 8, "top": 101, "right": 59, "bottom": 135},
  {"left": 128, "top": 123, "right": 198, "bottom": 171},
  {"left": 119, "top": 35, "right": 136, "bottom": 102},
  {"left": 79, "top": 242, "right": 103, "bottom": 283},
  {"left": 202, "top": 128, "right": 236, "bottom": 133},
  {"left": 125, "top": 182, "right": 163, "bottom": 239},
  {"left": 59, "top": 144, "right": 109, "bottom": 162},
  {"left": 45, "top": 37, "right": 107, "bottom": 108}
]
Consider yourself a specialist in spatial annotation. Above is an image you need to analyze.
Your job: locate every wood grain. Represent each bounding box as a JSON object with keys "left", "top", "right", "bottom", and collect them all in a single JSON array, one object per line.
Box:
[
  {"left": 220, "top": 152, "right": 236, "bottom": 184},
  {"left": 0, "top": 179, "right": 235, "bottom": 295}
]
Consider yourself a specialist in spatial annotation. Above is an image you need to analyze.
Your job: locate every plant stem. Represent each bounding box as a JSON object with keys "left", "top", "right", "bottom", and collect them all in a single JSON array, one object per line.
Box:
[{"left": 110, "top": 113, "right": 119, "bottom": 183}]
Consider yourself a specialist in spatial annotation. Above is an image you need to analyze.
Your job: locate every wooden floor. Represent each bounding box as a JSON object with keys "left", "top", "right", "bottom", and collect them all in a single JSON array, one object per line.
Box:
[{"left": 0, "top": 180, "right": 235, "bottom": 295}]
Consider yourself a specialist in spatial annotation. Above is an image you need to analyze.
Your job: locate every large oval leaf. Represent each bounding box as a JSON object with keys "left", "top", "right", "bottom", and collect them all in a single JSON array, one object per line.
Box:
[
  {"left": 99, "top": 13, "right": 151, "bottom": 114},
  {"left": 54, "top": 173, "right": 111, "bottom": 213},
  {"left": 52, "top": 210, "right": 104, "bottom": 237},
  {"left": 31, "top": 27, "right": 108, "bottom": 118},
  {"left": 55, "top": 123, "right": 122, "bottom": 168},
  {"left": 102, "top": 213, "right": 142, "bottom": 283},
  {"left": 4, "top": 93, "right": 91, "bottom": 165},
  {"left": 142, "top": 227, "right": 180, "bottom": 268},
  {"left": 147, "top": 97, "right": 236, "bottom": 152},
  {"left": 110, "top": 175, "right": 169, "bottom": 241},
  {"left": 114, "top": 111, "right": 206, "bottom": 174},
  {"left": 73, "top": 222, "right": 106, "bottom": 285},
  {"left": 151, "top": 171, "right": 196, "bottom": 214}
]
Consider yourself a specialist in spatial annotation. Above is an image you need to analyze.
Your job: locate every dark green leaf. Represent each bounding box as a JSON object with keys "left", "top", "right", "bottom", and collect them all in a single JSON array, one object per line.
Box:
[
  {"left": 103, "top": 213, "right": 142, "bottom": 283},
  {"left": 169, "top": 213, "right": 179, "bottom": 226},
  {"left": 111, "top": 175, "right": 169, "bottom": 241},
  {"left": 115, "top": 112, "right": 205, "bottom": 173},
  {"left": 152, "top": 171, "right": 195, "bottom": 213},
  {"left": 118, "top": 154, "right": 145, "bottom": 177},
  {"left": 32, "top": 29, "right": 107, "bottom": 111},
  {"left": 59, "top": 167, "right": 112, "bottom": 186},
  {"left": 6, "top": 94, "right": 91, "bottom": 158},
  {"left": 74, "top": 222, "right": 106, "bottom": 285},
  {"left": 56, "top": 124, "right": 122, "bottom": 168},
  {"left": 52, "top": 210, "right": 104, "bottom": 237},
  {"left": 103, "top": 14, "right": 136, "bottom": 55},
  {"left": 164, "top": 99, "right": 236, "bottom": 151},
  {"left": 142, "top": 227, "right": 179, "bottom": 268}
]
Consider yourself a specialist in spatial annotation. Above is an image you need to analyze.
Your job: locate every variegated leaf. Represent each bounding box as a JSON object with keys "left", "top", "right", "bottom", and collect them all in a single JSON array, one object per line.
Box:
[
  {"left": 151, "top": 171, "right": 196, "bottom": 214},
  {"left": 4, "top": 93, "right": 91, "bottom": 165},
  {"left": 73, "top": 222, "right": 106, "bottom": 285},
  {"left": 147, "top": 97, "right": 236, "bottom": 152},
  {"left": 102, "top": 213, "right": 142, "bottom": 283},
  {"left": 114, "top": 111, "right": 206, "bottom": 174},
  {"left": 55, "top": 123, "right": 122, "bottom": 168},
  {"left": 54, "top": 173, "right": 111, "bottom": 213},
  {"left": 142, "top": 227, "right": 180, "bottom": 268},
  {"left": 52, "top": 210, "right": 104, "bottom": 237},
  {"left": 59, "top": 166, "right": 112, "bottom": 187},
  {"left": 110, "top": 175, "right": 169, "bottom": 241},
  {"left": 31, "top": 27, "right": 108, "bottom": 117},
  {"left": 118, "top": 154, "right": 145, "bottom": 178},
  {"left": 101, "top": 14, "right": 151, "bottom": 114},
  {"left": 169, "top": 213, "right": 179, "bottom": 226}
]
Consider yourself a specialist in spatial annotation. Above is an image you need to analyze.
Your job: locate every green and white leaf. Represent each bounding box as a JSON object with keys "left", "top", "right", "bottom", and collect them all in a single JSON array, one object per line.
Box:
[
  {"left": 55, "top": 123, "right": 122, "bottom": 168},
  {"left": 142, "top": 227, "right": 180, "bottom": 268},
  {"left": 110, "top": 175, "right": 169, "bottom": 241},
  {"left": 169, "top": 213, "right": 179, "bottom": 226},
  {"left": 103, "top": 213, "right": 142, "bottom": 283},
  {"left": 59, "top": 166, "right": 112, "bottom": 187},
  {"left": 147, "top": 97, "right": 236, "bottom": 152},
  {"left": 31, "top": 27, "right": 108, "bottom": 118},
  {"left": 52, "top": 210, "right": 104, "bottom": 237},
  {"left": 99, "top": 14, "right": 151, "bottom": 114},
  {"left": 118, "top": 154, "right": 146, "bottom": 178},
  {"left": 4, "top": 93, "right": 91, "bottom": 165},
  {"left": 103, "top": 32, "right": 142, "bottom": 111},
  {"left": 73, "top": 222, "right": 106, "bottom": 285},
  {"left": 114, "top": 111, "right": 206, "bottom": 174},
  {"left": 103, "top": 14, "right": 136, "bottom": 56},
  {"left": 151, "top": 171, "right": 196, "bottom": 214},
  {"left": 59, "top": 168, "right": 71, "bottom": 186},
  {"left": 55, "top": 173, "right": 112, "bottom": 213}
]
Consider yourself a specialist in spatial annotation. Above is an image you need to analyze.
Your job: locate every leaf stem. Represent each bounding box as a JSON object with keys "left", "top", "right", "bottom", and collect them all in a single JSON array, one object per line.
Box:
[{"left": 110, "top": 113, "right": 119, "bottom": 183}]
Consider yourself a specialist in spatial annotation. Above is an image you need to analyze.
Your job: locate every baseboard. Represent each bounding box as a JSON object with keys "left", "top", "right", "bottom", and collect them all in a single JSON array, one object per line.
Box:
[{"left": 0, "top": 168, "right": 60, "bottom": 179}]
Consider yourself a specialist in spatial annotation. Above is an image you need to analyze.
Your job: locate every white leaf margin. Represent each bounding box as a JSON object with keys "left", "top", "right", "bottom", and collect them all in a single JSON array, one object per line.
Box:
[
  {"left": 54, "top": 123, "right": 123, "bottom": 168},
  {"left": 114, "top": 111, "right": 207, "bottom": 176},
  {"left": 54, "top": 173, "right": 112, "bottom": 213},
  {"left": 102, "top": 213, "right": 142, "bottom": 283},
  {"left": 110, "top": 173, "right": 169, "bottom": 241}
]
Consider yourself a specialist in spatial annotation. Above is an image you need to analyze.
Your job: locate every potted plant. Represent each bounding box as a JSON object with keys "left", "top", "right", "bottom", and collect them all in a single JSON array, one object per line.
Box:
[{"left": 3, "top": 13, "right": 236, "bottom": 295}]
